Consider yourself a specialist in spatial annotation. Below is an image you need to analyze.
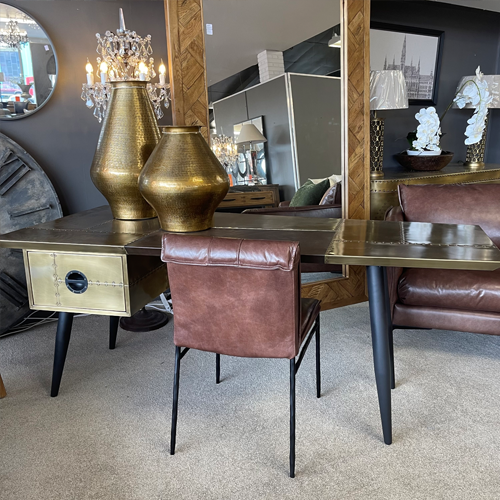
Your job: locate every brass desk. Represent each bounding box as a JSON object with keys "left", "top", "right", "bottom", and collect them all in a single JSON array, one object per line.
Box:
[
  {"left": 371, "top": 163, "right": 500, "bottom": 220},
  {"left": 2, "top": 206, "right": 500, "bottom": 445}
]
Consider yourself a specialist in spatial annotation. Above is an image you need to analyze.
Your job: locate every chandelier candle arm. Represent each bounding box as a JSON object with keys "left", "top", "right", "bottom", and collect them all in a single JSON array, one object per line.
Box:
[{"left": 81, "top": 9, "right": 170, "bottom": 121}]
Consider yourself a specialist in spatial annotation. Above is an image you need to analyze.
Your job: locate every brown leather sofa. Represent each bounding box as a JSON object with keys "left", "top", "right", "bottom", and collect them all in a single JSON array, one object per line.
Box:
[
  {"left": 243, "top": 181, "right": 342, "bottom": 218},
  {"left": 243, "top": 182, "right": 342, "bottom": 273},
  {"left": 386, "top": 184, "right": 500, "bottom": 336}
]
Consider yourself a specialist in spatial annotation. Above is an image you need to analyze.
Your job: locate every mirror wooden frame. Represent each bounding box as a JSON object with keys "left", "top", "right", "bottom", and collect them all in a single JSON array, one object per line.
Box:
[{"left": 164, "top": 0, "right": 370, "bottom": 310}]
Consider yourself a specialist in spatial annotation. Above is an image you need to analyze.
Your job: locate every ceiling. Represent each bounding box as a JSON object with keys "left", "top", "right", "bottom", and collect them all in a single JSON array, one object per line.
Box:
[
  {"left": 427, "top": 0, "right": 500, "bottom": 12},
  {"left": 203, "top": 0, "right": 340, "bottom": 86}
]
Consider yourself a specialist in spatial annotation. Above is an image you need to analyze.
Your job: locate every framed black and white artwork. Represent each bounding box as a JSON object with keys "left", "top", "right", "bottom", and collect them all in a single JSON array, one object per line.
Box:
[{"left": 370, "top": 22, "right": 444, "bottom": 106}]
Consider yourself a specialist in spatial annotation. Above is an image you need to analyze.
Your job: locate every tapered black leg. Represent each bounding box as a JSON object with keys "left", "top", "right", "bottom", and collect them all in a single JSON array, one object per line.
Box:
[
  {"left": 216, "top": 353, "right": 221, "bottom": 384},
  {"left": 290, "top": 358, "right": 296, "bottom": 478},
  {"left": 366, "top": 266, "right": 392, "bottom": 445},
  {"left": 382, "top": 268, "right": 395, "bottom": 389},
  {"left": 50, "top": 312, "right": 74, "bottom": 397},
  {"left": 109, "top": 316, "right": 119, "bottom": 350},
  {"left": 388, "top": 328, "right": 395, "bottom": 390},
  {"left": 170, "top": 346, "right": 181, "bottom": 455},
  {"left": 315, "top": 317, "right": 321, "bottom": 398}
]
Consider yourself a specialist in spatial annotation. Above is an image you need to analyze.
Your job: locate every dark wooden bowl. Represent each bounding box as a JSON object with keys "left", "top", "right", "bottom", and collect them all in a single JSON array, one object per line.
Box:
[{"left": 395, "top": 151, "right": 454, "bottom": 171}]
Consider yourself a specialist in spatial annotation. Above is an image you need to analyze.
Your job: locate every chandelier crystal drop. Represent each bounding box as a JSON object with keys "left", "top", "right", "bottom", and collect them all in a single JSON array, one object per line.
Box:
[
  {"left": 0, "top": 20, "right": 29, "bottom": 48},
  {"left": 81, "top": 9, "right": 170, "bottom": 122}
]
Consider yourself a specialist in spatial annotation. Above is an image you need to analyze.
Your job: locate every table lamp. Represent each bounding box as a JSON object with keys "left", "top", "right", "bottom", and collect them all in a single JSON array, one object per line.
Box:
[
  {"left": 370, "top": 70, "right": 408, "bottom": 179},
  {"left": 235, "top": 123, "right": 267, "bottom": 184},
  {"left": 453, "top": 74, "right": 500, "bottom": 170}
]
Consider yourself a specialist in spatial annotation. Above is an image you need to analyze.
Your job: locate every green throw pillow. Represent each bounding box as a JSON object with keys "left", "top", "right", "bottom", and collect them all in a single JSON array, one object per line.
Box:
[{"left": 289, "top": 179, "right": 330, "bottom": 207}]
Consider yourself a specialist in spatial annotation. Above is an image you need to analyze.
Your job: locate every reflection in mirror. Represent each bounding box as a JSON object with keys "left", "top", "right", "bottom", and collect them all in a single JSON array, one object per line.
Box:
[
  {"left": 204, "top": 0, "right": 344, "bottom": 284},
  {"left": 0, "top": 3, "right": 57, "bottom": 120}
]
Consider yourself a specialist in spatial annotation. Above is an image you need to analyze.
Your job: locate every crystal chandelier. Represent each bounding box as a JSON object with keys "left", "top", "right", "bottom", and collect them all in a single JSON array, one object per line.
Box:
[
  {"left": 0, "top": 20, "right": 29, "bottom": 48},
  {"left": 211, "top": 134, "right": 238, "bottom": 170},
  {"left": 81, "top": 9, "right": 170, "bottom": 122}
]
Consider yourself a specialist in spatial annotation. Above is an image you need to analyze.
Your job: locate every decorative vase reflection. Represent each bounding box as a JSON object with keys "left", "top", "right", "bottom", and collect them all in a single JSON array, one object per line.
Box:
[
  {"left": 90, "top": 81, "right": 161, "bottom": 220},
  {"left": 138, "top": 126, "right": 229, "bottom": 232}
]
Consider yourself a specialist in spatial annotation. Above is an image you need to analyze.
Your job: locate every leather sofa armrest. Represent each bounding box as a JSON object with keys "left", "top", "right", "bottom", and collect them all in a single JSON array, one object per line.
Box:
[
  {"left": 243, "top": 205, "right": 342, "bottom": 218},
  {"left": 384, "top": 205, "right": 405, "bottom": 320},
  {"left": 385, "top": 206, "right": 404, "bottom": 221},
  {"left": 279, "top": 201, "right": 291, "bottom": 207}
]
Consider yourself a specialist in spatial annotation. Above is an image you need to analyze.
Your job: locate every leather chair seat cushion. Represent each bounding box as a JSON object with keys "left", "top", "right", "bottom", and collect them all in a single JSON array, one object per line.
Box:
[
  {"left": 398, "top": 268, "right": 500, "bottom": 313},
  {"left": 300, "top": 298, "right": 321, "bottom": 342}
]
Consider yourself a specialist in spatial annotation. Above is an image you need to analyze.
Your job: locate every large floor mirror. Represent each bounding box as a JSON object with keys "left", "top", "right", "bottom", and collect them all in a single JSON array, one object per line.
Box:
[
  {"left": 164, "top": 0, "right": 371, "bottom": 310},
  {"left": 204, "top": 0, "right": 345, "bottom": 284}
]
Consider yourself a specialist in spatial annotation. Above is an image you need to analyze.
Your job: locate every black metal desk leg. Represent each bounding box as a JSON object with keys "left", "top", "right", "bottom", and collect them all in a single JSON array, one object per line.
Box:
[
  {"left": 366, "top": 266, "right": 392, "bottom": 445},
  {"left": 109, "top": 316, "right": 119, "bottom": 350},
  {"left": 382, "top": 268, "right": 395, "bottom": 390},
  {"left": 50, "top": 312, "right": 74, "bottom": 397}
]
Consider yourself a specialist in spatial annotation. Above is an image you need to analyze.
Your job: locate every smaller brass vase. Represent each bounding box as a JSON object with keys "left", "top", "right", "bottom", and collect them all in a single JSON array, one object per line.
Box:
[{"left": 138, "top": 126, "right": 229, "bottom": 232}]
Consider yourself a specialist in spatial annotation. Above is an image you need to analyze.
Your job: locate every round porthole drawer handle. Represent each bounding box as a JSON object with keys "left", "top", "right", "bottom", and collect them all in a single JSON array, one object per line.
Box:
[{"left": 65, "top": 270, "right": 88, "bottom": 294}]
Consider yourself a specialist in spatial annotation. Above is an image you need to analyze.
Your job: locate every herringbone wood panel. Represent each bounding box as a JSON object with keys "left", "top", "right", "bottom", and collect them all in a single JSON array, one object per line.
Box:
[{"left": 165, "top": 0, "right": 210, "bottom": 141}]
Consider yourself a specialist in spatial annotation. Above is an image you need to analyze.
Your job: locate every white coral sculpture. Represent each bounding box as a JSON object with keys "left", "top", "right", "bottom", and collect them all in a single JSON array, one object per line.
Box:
[
  {"left": 412, "top": 107, "right": 441, "bottom": 152},
  {"left": 453, "top": 66, "right": 493, "bottom": 145}
]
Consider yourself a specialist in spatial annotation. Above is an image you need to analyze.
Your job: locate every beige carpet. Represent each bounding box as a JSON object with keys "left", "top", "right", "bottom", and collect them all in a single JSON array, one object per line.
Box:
[{"left": 1, "top": 303, "right": 500, "bottom": 500}]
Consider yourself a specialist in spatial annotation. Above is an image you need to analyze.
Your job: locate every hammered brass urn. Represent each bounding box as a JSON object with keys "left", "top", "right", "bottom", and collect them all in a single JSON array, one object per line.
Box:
[
  {"left": 138, "top": 126, "right": 229, "bottom": 232},
  {"left": 90, "top": 81, "right": 161, "bottom": 220}
]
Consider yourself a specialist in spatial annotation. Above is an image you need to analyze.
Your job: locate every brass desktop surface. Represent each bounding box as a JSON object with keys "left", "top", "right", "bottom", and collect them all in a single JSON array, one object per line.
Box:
[
  {"left": 370, "top": 163, "right": 500, "bottom": 220},
  {"left": 1, "top": 205, "right": 500, "bottom": 271},
  {"left": 3, "top": 206, "right": 500, "bottom": 444}
]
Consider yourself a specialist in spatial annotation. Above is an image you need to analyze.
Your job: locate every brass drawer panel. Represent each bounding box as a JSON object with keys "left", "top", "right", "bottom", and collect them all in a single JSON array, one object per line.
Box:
[{"left": 25, "top": 251, "right": 129, "bottom": 315}]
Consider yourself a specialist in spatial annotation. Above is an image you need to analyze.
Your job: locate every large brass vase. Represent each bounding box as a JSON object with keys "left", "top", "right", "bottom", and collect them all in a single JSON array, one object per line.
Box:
[
  {"left": 90, "top": 81, "right": 161, "bottom": 220},
  {"left": 138, "top": 126, "right": 229, "bottom": 232}
]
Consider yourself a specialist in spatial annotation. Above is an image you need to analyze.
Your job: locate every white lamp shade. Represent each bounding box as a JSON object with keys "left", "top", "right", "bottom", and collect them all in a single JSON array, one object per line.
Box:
[
  {"left": 235, "top": 123, "right": 267, "bottom": 144},
  {"left": 452, "top": 74, "right": 500, "bottom": 109},
  {"left": 370, "top": 70, "right": 408, "bottom": 111}
]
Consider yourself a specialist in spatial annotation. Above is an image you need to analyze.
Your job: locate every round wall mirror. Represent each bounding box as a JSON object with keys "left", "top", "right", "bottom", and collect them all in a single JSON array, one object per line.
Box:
[{"left": 0, "top": 3, "right": 57, "bottom": 120}]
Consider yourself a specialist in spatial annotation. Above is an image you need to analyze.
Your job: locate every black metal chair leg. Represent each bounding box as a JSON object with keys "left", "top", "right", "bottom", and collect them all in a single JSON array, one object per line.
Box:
[
  {"left": 382, "top": 268, "right": 395, "bottom": 389},
  {"left": 367, "top": 265, "right": 392, "bottom": 445},
  {"left": 109, "top": 316, "right": 119, "bottom": 350},
  {"left": 170, "top": 346, "right": 181, "bottom": 455},
  {"left": 216, "top": 353, "right": 221, "bottom": 384},
  {"left": 50, "top": 312, "right": 74, "bottom": 397},
  {"left": 290, "top": 358, "right": 296, "bottom": 478},
  {"left": 315, "top": 317, "right": 321, "bottom": 398}
]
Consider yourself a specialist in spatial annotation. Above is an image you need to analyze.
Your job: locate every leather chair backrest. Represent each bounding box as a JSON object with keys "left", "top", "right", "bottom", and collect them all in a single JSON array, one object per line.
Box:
[
  {"left": 398, "top": 184, "right": 500, "bottom": 248},
  {"left": 161, "top": 234, "right": 301, "bottom": 359}
]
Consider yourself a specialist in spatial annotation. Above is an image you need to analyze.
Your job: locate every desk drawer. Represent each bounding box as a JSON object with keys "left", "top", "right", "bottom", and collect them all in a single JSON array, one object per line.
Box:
[
  {"left": 25, "top": 251, "right": 129, "bottom": 314},
  {"left": 219, "top": 190, "right": 275, "bottom": 208}
]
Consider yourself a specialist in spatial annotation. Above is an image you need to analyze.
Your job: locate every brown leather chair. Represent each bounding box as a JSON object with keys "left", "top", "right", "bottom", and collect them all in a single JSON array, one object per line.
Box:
[
  {"left": 161, "top": 234, "right": 321, "bottom": 478},
  {"left": 243, "top": 183, "right": 342, "bottom": 273},
  {"left": 386, "top": 184, "right": 500, "bottom": 336}
]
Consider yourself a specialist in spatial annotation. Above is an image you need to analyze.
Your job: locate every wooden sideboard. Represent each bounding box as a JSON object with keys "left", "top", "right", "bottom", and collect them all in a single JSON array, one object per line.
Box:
[
  {"left": 370, "top": 163, "right": 500, "bottom": 220},
  {"left": 218, "top": 184, "right": 280, "bottom": 210}
]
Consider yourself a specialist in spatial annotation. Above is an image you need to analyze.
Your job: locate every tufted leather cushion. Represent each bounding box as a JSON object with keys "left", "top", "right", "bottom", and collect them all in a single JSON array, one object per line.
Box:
[
  {"left": 162, "top": 234, "right": 298, "bottom": 271},
  {"left": 399, "top": 184, "right": 500, "bottom": 248},
  {"left": 398, "top": 268, "right": 500, "bottom": 313}
]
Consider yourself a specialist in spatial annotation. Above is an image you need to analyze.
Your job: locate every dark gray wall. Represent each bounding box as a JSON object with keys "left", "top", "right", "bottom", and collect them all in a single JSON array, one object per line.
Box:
[
  {"left": 0, "top": 0, "right": 171, "bottom": 215},
  {"left": 371, "top": 1, "right": 500, "bottom": 168},
  {"left": 290, "top": 74, "right": 341, "bottom": 185},
  {"left": 213, "top": 74, "right": 342, "bottom": 201},
  {"left": 213, "top": 75, "right": 296, "bottom": 200}
]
